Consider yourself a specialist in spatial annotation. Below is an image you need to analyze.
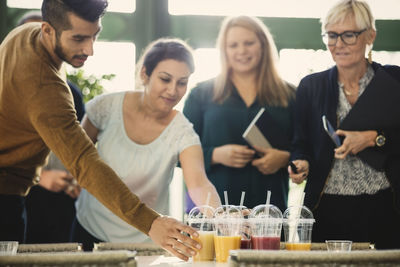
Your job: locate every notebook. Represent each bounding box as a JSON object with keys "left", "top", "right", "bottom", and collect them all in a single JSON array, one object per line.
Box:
[{"left": 242, "top": 107, "right": 290, "bottom": 150}]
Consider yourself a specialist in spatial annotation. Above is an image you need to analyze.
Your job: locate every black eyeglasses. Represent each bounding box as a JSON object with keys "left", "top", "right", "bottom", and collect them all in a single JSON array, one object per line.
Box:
[{"left": 322, "top": 29, "right": 367, "bottom": 46}]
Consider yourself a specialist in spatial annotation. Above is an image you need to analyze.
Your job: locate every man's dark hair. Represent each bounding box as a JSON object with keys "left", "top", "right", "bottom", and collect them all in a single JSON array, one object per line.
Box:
[{"left": 41, "top": 0, "right": 108, "bottom": 32}]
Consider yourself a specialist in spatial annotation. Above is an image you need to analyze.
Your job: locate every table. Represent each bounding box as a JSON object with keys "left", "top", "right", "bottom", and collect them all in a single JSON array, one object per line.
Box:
[
  {"left": 0, "top": 251, "right": 136, "bottom": 266},
  {"left": 2, "top": 248, "right": 400, "bottom": 267},
  {"left": 229, "top": 249, "right": 400, "bottom": 267},
  {"left": 136, "top": 255, "right": 223, "bottom": 267},
  {"left": 18, "top": 243, "right": 82, "bottom": 253},
  {"left": 4, "top": 242, "right": 398, "bottom": 267}
]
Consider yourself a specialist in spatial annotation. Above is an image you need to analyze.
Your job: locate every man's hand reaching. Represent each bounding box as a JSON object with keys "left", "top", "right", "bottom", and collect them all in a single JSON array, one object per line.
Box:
[{"left": 148, "top": 216, "right": 201, "bottom": 261}]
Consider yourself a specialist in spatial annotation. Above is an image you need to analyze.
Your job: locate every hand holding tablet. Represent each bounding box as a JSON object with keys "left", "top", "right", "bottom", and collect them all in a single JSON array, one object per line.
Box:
[{"left": 322, "top": 115, "right": 341, "bottom": 147}]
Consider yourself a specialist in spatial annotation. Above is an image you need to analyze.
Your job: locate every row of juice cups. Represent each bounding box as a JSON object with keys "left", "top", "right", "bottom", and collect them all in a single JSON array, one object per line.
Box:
[{"left": 187, "top": 204, "right": 315, "bottom": 262}]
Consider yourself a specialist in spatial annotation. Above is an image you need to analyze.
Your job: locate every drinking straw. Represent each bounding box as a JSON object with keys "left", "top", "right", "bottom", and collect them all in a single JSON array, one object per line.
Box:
[
  {"left": 224, "top": 191, "right": 229, "bottom": 216},
  {"left": 239, "top": 191, "right": 246, "bottom": 208},
  {"left": 265, "top": 190, "right": 271, "bottom": 206},
  {"left": 200, "top": 192, "right": 211, "bottom": 231},
  {"left": 224, "top": 191, "right": 229, "bottom": 206},
  {"left": 290, "top": 192, "right": 306, "bottom": 243},
  {"left": 265, "top": 190, "right": 271, "bottom": 217}
]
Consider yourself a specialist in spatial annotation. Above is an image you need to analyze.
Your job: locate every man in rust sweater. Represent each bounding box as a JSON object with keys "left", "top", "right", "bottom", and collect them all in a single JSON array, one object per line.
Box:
[{"left": 0, "top": 0, "right": 199, "bottom": 261}]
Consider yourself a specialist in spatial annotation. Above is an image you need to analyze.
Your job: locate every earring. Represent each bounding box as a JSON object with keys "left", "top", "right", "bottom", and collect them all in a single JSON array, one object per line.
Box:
[{"left": 368, "top": 50, "right": 372, "bottom": 64}]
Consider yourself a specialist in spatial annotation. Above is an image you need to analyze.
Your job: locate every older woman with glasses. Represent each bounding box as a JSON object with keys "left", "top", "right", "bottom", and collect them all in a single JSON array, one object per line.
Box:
[{"left": 289, "top": 0, "right": 400, "bottom": 248}]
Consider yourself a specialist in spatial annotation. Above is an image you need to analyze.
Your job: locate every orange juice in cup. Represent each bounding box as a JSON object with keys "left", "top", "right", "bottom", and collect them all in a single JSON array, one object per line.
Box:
[
  {"left": 213, "top": 205, "right": 243, "bottom": 263},
  {"left": 283, "top": 205, "right": 315, "bottom": 251},
  {"left": 187, "top": 205, "right": 215, "bottom": 261},
  {"left": 214, "top": 235, "right": 241, "bottom": 262},
  {"left": 193, "top": 230, "right": 215, "bottom": 261},
  {"left": 285, "top": 242, "right": 311, "bottom": 250}
]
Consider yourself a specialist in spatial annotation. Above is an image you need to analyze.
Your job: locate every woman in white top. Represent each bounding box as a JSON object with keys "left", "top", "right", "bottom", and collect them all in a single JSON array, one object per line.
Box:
[{"left": 72, "top": 38, "right": 221, "bottom": 251}]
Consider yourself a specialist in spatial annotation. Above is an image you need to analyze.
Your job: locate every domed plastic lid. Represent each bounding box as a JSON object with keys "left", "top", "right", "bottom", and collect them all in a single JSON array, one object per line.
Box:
[
  {"left": 235, "top": 205, "right": 251, "bottom": 218},
  {"left": 214, "top": 205, "right": 242, "bottom": 219},
  {"left": 235, "top": 205, "right": 248, "bottom": 212},
  {"left": 250, "top": 204, "right": 283, "bottom": 219},
  {"left": 283, "top": 205, "right": 315, "bottom": 223},
  {"left": 187, "top": 205, "right": 215, "bottom": 222}
]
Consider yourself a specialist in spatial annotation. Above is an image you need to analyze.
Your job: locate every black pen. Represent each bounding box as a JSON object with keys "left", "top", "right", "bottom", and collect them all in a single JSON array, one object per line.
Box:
[{"left": 289, "top": 161, "right": 298, "bottom": 174}]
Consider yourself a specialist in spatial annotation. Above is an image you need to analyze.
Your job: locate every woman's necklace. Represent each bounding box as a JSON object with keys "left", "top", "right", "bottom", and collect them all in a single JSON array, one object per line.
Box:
[
  {"left": 343, "top": 88, "right": 354, "bottom": 96},
  {"left": 342, "top": 85, "right": 358, "bottom": 97}
]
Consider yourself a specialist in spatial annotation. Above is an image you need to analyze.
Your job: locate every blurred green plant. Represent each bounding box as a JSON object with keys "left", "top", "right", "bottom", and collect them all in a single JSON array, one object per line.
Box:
[{"left": 67, "top": 69, "right": 116, "bottom": 103}]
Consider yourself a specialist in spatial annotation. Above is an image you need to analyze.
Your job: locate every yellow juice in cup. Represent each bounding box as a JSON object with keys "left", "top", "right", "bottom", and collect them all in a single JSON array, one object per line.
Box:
[
  {"left": 193, "top": 231, "right": 215, "bottom": 261},
  {"left": 285, "top": 242, "right": 312, "bottom": 251},
  {"left": 214, "top": 235, "right": 241, "bottom": 262}
]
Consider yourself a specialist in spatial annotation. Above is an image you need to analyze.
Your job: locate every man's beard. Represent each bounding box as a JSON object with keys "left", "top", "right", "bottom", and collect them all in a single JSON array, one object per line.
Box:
[{"left": 54, "top": 36, "right": 83, "bottom": 68}]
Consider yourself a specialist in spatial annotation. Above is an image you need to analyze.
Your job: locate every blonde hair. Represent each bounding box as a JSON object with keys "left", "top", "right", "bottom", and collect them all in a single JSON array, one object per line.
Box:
[
  {"left": 321, "top": 0, "right": 375, "bottom": 33},
  {"left": 213, "top": 16, "right": 293, "bottom": 107}
]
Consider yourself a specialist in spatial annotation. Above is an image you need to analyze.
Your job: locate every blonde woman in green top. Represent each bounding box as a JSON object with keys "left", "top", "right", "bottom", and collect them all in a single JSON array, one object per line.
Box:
[{"left": 184, "top": 16, "right": 295, "bottom": 212}]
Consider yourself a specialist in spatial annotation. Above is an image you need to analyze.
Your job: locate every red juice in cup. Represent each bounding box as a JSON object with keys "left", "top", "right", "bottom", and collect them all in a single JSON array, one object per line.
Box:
[
  {"left": 240, "top": 239, "right": 251, "bottom": 249},
  {"left": 249, "top": 205, "right": 283, "bottom": 250},
  {"left": 251, "top": 236, "right": 280, "bottom": 250}
]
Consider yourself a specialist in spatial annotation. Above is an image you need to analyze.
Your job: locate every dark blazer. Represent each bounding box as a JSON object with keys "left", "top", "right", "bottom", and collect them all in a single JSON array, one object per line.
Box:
[
  {"left": 67, "top": 80, "right": 85, "bottom": 121},
  {"left": 291, "top": 61, "right": 400, "bottom": 212}
]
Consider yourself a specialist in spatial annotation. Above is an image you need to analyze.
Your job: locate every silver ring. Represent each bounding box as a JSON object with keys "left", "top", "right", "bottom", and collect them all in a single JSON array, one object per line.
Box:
[{"left": 67, "top": 185, "right": 74, "bottom": 192}]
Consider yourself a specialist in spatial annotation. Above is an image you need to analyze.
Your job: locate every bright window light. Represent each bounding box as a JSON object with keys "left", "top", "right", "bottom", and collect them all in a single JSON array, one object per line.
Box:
[
  {"left": 106, "top": 0, "right": 135, "bottom": 13},
  {"left": 189, "top": 48, "right": 220, "bottom": 88},
  {"left": 66, "top": 41, "right": 135, "bottom": 94},
  {"left": 169, "top": 0, "right": 400, "bottom": 20},
  {"left": 370, "top": 51, "right": 400, "bottom": 66},
  {"left": 174, "top": 48, "right": 220, "bottom": 112},
  {"left": 7, "top": 0, "right": 135, "bottom": 13},
  {"left": 279, "top": 49, "right": 400, "bottom": 87},
  {"left": 279, "top": 49, "right": 334, "bottom": 87},
  {"left": 179, "top": 47, "right": 400, "bottom": 100},
  {"left": 7, "top": 0, "right": 41, "bottom": 9}
]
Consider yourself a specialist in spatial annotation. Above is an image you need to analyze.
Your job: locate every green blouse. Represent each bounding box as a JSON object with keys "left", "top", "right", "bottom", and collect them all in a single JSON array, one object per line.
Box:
[{"left": 183, "top": 79, "right": 295, "bottom": 211}]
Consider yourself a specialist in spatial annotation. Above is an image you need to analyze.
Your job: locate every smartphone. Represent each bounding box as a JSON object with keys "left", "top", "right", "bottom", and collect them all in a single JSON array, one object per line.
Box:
[
  {"left": 289, "top": 161, "right": 298, "bottom": 174},
  {"left": 322, "top": 115, "right": 341, "bottom": 147}
]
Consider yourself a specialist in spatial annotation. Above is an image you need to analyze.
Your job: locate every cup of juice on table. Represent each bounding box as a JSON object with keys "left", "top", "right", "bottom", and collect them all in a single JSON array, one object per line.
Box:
[
  {"left": 249, "top": 204, "right": 283, "bottom": 250},
  {"left": 283, "top": 205, "right": 315, "bottom": 251},
  {"left": 236, "top": 205, "right": 251, "bottom": 249},
  {"left": 213, "top": 205, "right": 243, "bottom": 263},
  {"left": 188, "top": 205, "right": 215, "bottom": 261}
]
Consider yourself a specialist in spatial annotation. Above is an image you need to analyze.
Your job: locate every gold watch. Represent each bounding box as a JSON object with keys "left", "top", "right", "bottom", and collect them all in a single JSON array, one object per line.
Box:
[{"left": 375, "top": 131, "right": 386, "bottom": 147}]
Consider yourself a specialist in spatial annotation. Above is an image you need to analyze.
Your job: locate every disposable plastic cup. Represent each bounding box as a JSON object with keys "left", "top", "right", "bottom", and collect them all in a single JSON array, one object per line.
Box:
[
  {"left": 214, "top": 234, "right": 242, "bottom": 262},
  {"left": 236, "top": 205, "right": 251, "bottom": 249},
  {"left": 213, "top": 205, "right": 242, "bottom": 263},
  {"left": 193, "top": 230, "right": 215, "bottom": 261},
  {"left": 283, "top": 205, "right": 315, "bottom": 251},
  {"left": 249, "top": 204, "right": 283, "bottom": 250},
  {"left": 326, "top": 240, "right": 352, "bottom": 252},
  {"left": 187, "top": 205, "right": 215, "bottom": 261},
  {"left": 0, "top": 241, "right": 18, "bottom": 255},
  {"left": 240, "top": 238, "right": 252, "bottom": 249}
]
